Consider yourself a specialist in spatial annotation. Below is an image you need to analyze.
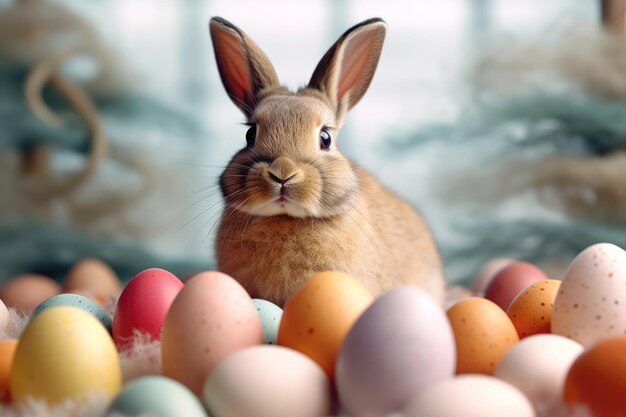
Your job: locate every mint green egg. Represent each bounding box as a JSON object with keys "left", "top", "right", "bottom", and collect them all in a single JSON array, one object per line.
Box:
[
  {"left": 253, "top": 299, "right": 283, "bottom": 345},
  {"left": 31, "top": 293, "right": 112, "bottom": 331},
  {"left": 107, "top": 376, "right": 207, "bottom": 417}
]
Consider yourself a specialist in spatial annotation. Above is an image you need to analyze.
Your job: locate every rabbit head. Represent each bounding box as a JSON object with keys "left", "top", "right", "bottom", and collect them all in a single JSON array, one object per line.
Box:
[{"left": 209, "top": 17, "right": 386, "bottom": 218}]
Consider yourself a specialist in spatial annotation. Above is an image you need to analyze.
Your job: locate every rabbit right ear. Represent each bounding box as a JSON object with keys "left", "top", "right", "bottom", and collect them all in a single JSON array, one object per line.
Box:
[{"left": 209, "top": 17, "right": 279, "bottom": 119}]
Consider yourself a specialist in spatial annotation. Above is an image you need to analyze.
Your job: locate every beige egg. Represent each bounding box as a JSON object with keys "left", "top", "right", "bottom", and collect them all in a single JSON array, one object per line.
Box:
[
  {"left": 64, "top": 258, "right": 122, "bottom": 297},
  {"left": 0, "top": 274, "right": 61, "bottom": 312}
]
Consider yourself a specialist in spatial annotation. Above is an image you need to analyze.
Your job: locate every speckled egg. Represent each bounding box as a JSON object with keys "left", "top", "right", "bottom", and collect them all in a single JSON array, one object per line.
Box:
[
  {"left": 404, "top": 375, "right": 535, "bottom": 417},
  {"left": 10, "top": 306, "right": 121, "bottom": 403},
  {"left": 253, "top": 299, "right": 283, "bottom": 345},
  {"left": 552, "top": 243, "right": 626, "bottom": 347},
  {"left": 447, "top": 297, "right": 519, "bottom": 375},
  {"left": 107, "top": 376, "right": 207, "bottom": 417},
  {"left": 495, "top": 334, "right": 583, "bottom": 413},
  {"left": 203, "top": 345, "right": 331, "bottom": 417},
  {"left": 162, "top": 271, "right": 263, "bottom": 396},
  {"left": 32, "top": 293, "right": 112, "bottom": 331},
  {"left": 278, "top": 271, "right": 373, "bottom": 382},
  {"left": 564, "top": 336, "right": 626, "bottom": 416},
  {"left": 336, "top": 286, "right": 455, "bottom": 417},
  {"left": 506, "top": 279, "right": 561, "bottom": 338}
]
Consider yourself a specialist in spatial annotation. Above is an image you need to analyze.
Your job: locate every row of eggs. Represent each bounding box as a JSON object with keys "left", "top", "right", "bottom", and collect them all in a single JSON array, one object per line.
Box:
[{"left": 0, "top": 243, "right": 625, "bottom": 416}]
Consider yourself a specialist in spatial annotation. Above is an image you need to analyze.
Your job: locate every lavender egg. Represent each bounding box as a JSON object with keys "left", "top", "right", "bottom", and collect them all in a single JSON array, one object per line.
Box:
[{"left": 335, "top": 286, "right": 456, "bottom": 417}]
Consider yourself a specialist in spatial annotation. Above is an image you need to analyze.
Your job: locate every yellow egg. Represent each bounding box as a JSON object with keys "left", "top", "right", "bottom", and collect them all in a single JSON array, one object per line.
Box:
[
  {"left": 447, "top": 297, "right": 519, "bottom": 375},
  {"left": 506, "top": 279, "right": 561, "bottom": 338},
  {"left": 10, "top": 306, "right": 121, "bottom": 403},
  {"left": 278, "top": 271, "right": 373, "bottom": 382}
]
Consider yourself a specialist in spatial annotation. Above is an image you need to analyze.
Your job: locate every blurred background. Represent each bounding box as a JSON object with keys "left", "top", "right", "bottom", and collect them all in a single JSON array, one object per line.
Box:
[{"left": 1, "top": 0, "right": 625, "bottom": 286}]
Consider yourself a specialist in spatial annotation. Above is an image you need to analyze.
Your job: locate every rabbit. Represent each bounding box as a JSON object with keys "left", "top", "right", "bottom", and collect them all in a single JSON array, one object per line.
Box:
[{"left": 209, "top": 16, "right": 445, "bottom": 306}]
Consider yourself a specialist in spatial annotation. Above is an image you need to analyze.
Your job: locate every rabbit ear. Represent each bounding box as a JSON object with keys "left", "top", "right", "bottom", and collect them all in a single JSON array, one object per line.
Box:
[
  {"left": 209, "top": 17, "right": 279, "bottom": 118},
  {"left": 308, "top": 18, "right": 386, "bottom": 121}
]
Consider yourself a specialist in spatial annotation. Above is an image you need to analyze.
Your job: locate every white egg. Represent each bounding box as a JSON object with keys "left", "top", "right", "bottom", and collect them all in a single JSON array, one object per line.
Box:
[
  {"left": 404, "top": 375, "right": 535, "bottom": 417},
  {"left": 203, "top": 345, "right": 330, "bottom": 417},
  {"left": 552, "top": 243, "right": 626, "bottom": 347},
  {"left": 494, "top": 334, "right": 583, "bottom": 416}
]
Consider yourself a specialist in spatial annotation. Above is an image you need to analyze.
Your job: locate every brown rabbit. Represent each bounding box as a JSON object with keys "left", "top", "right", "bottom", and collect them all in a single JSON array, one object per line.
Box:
[{"left": 209, "top": 17, "right": 444, "bottom": 306}]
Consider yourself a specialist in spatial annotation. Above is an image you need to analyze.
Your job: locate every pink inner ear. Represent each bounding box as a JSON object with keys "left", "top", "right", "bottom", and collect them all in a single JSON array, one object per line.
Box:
[
  {"left": 217, "top": 30, "right": 253, "bottom": 104},
  {"left": 337, "top": 31, "right": 374, "bottom": 100}
]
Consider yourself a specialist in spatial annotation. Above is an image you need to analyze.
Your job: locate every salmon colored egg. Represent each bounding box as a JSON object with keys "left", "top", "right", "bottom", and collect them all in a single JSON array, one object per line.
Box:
[
  {"left": 484, "top": 262, "right": 547, "bottom": 310},
  {"left": 506, "top": 279, "right": 561, "bottom": 338},
  {"left": 278, "top": 271, "right": 373, "bottom": 382},
  {"left": 564, "top": 337, "right": 626, "bottom": 416},
  {"left": 64, "top": 258, "right": 122, "bottom": 297},
  {"left": 0, "top": 274, "right": 61, "bottom": 312},
  {"left": 0, "top": 339, "right": 17, "bottom": 403},
  {"left": 162, "top": 271, "right": 263, "bottom": 396},
  {"left": 447, "top": 297, "right": 519, "bottom": 375}
]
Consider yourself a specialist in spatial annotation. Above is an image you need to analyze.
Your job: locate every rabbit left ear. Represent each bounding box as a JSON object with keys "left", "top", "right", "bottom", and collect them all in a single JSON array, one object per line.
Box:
[
  {"left": 308, "top": 18, "right": 387, "bottom": 122},
  {"left": 209, "top": 17, "right": 279, "bottom": 119}
]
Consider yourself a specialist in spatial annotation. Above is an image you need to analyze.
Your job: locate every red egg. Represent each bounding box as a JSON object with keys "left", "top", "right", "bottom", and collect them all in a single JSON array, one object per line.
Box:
[
  {"left": 484, "top": 262, "right": 547, "bottom": 311},
  {"left": 112, "top": 268, "right": 183, "bottom": 350}
]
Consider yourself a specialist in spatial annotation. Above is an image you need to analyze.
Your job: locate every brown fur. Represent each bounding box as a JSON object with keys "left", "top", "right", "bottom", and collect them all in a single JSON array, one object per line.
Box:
[{"left": 210, "top": 17, "right": 444, "bottom": 306}]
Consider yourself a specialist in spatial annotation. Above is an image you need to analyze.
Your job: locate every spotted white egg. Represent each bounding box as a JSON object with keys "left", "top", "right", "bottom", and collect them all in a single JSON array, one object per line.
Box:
[{"left": 552, "top": 243, "right": 626, "bottom": 347}]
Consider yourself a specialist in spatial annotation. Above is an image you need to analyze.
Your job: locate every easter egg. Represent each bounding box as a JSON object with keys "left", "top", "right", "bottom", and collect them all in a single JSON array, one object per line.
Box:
[
  {"left": 203, "top": 345, "right": 330, "bottom": 417},
  {"left": 253, "top": 299, "right": 283, "bottom": 345},
  {"left": 278, "top": 271, "right": 373, "bottom": 381},
  {"left": 0, "top": 299, "right": 8, "bottom": 332},
  {"left": 336, "top": 286, "right": 455, "bottom": 417},
  {"left": 473, "top": 258, "right": 515, "bottom": 294},
  {"left": 484, "top": 262, "right": 547, "bottom": 310},
  {"left": 10, "top": 306, "right": 121, "bottom": 403},
  {"left": 32, "top": 293, "right": 112, "bottom": 331},
  {"left": 112, "top": 268, "right": 183, "bottom": 349},
  {"left": 162, "top": 271, "right": 263, "bottom": 395},
  {"left": 404, "top": 375, "right": 535, "bottom": 417},
  {"left": 107, "top": 376, "right": 207, "bottom": 417},
  {"left": 506, "top": 279, "right": 561, "bottom": 338},
  {"left": 552, "top": 243, "right": 626, "bottom": 347},
  {"left": 0, "top": 274, "right": 61, "bottom": 312},
  {"left": 65, "top": 258, "right": 122, "bottom": 297},
  {"left": 495, "top": 334, "right": 583, "bottom": 412},
  {"left": 564, "top": 336, "right": 626, "bottom": 416},
  {"left": 447, "top": 297, "right": 519, "bottom": 375},
  {"left": 0, "top": 339, "right": 17, "bottom": 402}
]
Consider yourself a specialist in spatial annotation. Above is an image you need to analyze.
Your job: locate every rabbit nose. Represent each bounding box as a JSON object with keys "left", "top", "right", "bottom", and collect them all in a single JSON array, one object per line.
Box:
[{"left": 267, "top": 157, "right": 300, "bottom": 184}]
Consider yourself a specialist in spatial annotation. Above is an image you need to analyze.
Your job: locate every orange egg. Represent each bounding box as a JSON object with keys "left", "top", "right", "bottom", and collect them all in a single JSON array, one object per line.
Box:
[
  {"left": 64, "top": 258, "right": 122, "bottom": 297},
  {"left": 506, "top": 279, "right": 561, "bottom": 338},
  {"left": 564, "top": 337, "right": 626, "bottom": 416},
  {"left": 278, "top": 271, "right": 373, "bottom": 381},
  {"left": 447, "top": 297, "right": 519, "bottom": 375},
  {"left": 0, "top": 339, "right": 18, "bottom": 403},
  {"left": 0, "top": 274, "right": 61, "bottom": 312}
]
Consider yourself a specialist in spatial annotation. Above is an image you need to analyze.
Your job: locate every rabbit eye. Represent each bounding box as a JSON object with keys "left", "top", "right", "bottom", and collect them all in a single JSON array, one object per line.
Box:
[
  {"left": 246, "top": 125, "right": 257, "bottom": 147},
  {"left": 320, "top": 129, "right": 331, "bottom": 150}
]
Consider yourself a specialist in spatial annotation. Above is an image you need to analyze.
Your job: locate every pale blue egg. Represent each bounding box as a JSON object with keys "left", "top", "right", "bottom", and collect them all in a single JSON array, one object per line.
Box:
[
  {"left": 107, "top": 376, "right": 207, "bottom": 417},
  {"left": 253, "top": 299, "right": 283, "bottom": 345},
  {"left": 31, "top": 293, "right": 112, "bottom": 331}
]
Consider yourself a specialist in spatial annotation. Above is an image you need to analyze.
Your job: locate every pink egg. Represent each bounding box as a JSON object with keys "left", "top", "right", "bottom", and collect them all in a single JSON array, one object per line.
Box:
[
  {"left": 336, "top": 286, "right": 456, "bottom": 416},
  {"left": 0, "top": 274, "right": 62, "bottom": 312},
  {"left": 161, "top": 271, "right": 263, "bottom": 396},
  {"left": 112, "top": 268, "right": 183, "bottom": 350},
  {"left": 473, "top": 258, "right": 515, "bottom": 295},
  {"left": 484, "top": 262, "right": 547, "bottom": 311}
]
